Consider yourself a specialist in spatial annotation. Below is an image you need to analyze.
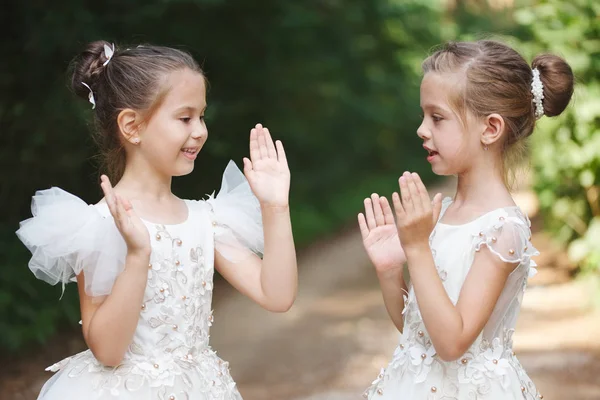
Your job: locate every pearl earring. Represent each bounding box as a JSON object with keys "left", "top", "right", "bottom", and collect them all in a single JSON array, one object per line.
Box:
[{"left": 133, "top": 138, "right": 141, "bottom": 145}]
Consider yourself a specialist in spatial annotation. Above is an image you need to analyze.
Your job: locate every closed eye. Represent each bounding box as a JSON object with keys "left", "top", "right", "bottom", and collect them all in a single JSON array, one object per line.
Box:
[{"left": 180, "top": 117, "right": 191, "bottom": 123}]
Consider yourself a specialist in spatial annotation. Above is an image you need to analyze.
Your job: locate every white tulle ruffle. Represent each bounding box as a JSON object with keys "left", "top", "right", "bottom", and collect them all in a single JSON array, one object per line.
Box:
[
  {"left": 206, "top": 160, "right": 264, "bottom": 262},
  {"left": 16, "top": 188, "right": 126, "bottom": 299}
]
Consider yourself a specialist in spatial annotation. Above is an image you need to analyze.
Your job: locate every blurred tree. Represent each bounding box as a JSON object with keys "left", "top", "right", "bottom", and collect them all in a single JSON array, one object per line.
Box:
[{"left": 0, "top": 0, "right": 445, "bottom": 351}]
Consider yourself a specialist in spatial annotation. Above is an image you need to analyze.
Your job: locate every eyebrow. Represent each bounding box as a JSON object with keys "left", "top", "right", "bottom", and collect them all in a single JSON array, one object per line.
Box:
[
  {"left": 420, "top": 103, "right": 451, "bottom": 113},
  {"left": 174, "top": 105, "right": 207, "bottom": 113}
]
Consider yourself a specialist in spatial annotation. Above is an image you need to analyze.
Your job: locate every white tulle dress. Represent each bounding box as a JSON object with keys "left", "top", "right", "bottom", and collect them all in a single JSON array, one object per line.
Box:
[
  {"left": 364, "top": 198, "right": 543, "bottom": 400},
  {"left": 16, "top": 161, "right": 263, "bottom": 400}
]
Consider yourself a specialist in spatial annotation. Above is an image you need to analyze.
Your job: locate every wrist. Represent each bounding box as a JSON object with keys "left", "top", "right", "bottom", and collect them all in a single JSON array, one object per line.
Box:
[
  {"left": 403, "top": 242, "right": 431, "bottom": 262},
  {"left": 376, "top": 266, "right": 405, "bottom": 281},
  {"left": 126, "top": 249, "right": 151, "bottom": 266},
  {"left": 260, "top": 203, "right": 289, "bottom": 214}
]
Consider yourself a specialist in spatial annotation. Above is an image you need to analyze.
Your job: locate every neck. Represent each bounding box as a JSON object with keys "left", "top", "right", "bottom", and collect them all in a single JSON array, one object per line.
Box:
[
  {"left": 116, "top": 159, "right": 174, "bottom": 202},
  {"left": 453, "top": 152, "right": 512, "bottom": 209}
]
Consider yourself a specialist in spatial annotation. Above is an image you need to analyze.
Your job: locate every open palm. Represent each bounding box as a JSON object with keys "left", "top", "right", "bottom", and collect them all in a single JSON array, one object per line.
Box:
[
  {"left": 358, "top": 194, "right": 406, "bottom": 273},
  {"left": 243, "top": 124, "right": 290, "bottom": 208}
]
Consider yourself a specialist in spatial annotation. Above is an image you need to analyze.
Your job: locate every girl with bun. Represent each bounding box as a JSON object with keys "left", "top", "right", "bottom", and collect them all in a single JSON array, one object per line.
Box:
[{"left": 359, "top": 40, "right": 574, "bottom": 399}]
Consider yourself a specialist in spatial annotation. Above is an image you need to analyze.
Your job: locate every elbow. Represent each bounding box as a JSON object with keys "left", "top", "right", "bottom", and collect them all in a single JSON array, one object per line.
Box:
[
  {"left": 435, "top": 341, "right": 468, "bottom": 362},
  {"left": 93, "top": 350, "right": 124, "bottom": 367},
  {"left": 265, "top": 297, "right": 296, "bottom": 313},
  {"left": 88, "top": 342, "right": 125, "bottom": 367}
]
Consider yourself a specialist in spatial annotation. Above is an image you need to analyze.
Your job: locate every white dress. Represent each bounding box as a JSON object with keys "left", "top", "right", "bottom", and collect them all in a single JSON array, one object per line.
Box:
[
  {"left": 364, "top": 198, "right": 543, "bottom": 400},
  {"left": 16, "top": 161, "right": 263, "bottom": 400}
]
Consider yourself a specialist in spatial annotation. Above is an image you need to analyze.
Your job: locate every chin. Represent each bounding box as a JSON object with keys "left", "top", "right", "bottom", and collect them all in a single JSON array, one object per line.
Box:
[
  {"left": 173, "top": 164, "right": 195, "bottom": 177},
  {"left": 431, "top": 164, "right": 456, "bottom": 177}
]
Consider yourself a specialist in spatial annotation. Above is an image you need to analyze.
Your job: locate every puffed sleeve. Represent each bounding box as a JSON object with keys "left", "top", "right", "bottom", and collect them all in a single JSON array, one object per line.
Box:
[
  {"left": 472, "top": 209, "right": 539, "bottom": 275},
  {"left": 205, "top": 160, "right": 264, "bottom": 262},
  {"left": 16, "top": 187, "right": 127, "bottom": 298}
]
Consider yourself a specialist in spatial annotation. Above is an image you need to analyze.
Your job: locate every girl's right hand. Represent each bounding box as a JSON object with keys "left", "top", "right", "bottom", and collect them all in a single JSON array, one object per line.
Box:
[
  {"left": 100, "top": 175, "right": 151, "bottom": 256},
  {"left": 358, "top": 194, "right": 407, "bottom": 274}
]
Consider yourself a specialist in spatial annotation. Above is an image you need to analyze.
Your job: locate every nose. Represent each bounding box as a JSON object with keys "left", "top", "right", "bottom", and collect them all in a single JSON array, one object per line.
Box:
[
  {"left": 417, "top": 120, "right": 429, "bottom": 140},
  {"left": 191, "top": 119, "right": 208, "bottom": 140}
]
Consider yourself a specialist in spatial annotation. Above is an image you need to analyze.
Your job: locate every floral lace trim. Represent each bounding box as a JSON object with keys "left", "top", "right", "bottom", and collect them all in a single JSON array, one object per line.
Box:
[
  {"left": 46, "top": 348, "right": 241, "bottom": 399},
  {"left": 364, "top": 335, "right": 542, "bottom": 399}
]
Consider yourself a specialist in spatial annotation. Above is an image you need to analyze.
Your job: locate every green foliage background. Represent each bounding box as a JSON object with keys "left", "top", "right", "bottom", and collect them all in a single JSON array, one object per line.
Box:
[{"left": 1, "top": 0, "right": 597, "bottom": 352}]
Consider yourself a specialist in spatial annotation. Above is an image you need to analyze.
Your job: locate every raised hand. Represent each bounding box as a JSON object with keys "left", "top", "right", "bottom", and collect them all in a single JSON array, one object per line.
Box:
[
  {"left": 392, "top": 172, "right": 442, "bottom": 251},
  {"left": 243, "top": 123, "right": 290, "bottom": 208},
  {"left": 358, "top": 194, "right": 406, "bottom": 273},
  {"left": 100, "top": 175, "right": 151, "bottom": 255}
]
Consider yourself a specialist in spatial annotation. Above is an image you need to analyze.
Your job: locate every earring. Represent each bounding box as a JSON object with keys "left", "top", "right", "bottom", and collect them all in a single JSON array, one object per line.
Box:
[
  {"left": 133, "top": 138, "right": 141, "bottom": 145},
  {"left": 483, "top": 143, "right": 489, "bottom": 151}
]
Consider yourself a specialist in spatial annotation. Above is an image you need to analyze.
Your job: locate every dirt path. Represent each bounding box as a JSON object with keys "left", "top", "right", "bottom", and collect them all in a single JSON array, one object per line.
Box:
[
  {"left": 210, "top": 184, "right": 600, "bottom": 400},
  {"left": 2, "top": 181, "right": 600, "bottom": 400}
]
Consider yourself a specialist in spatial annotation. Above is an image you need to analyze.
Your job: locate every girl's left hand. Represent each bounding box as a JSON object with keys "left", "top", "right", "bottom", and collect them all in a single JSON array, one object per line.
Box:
[
  {"left": 392, "top": 171, "right": 443, "bottom": 251},
  {"left": 244, "top": 123, "right": 290, "bottom": 208}
]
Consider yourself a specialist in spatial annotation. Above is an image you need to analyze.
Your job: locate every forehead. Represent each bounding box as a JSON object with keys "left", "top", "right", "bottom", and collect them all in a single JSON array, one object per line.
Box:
[
  {"left": 420, "top": 72, "right": 461, "bottom": 109},
  {"left": 161, "top": 68, "right": 206, "bottom": 107}
]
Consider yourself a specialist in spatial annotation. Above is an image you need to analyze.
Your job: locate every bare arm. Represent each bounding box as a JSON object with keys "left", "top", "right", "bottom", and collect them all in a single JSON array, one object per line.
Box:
[
  {"left": 405, "top": 243, "right": 514, "bottom": 361},
  {"left": 376, "top": 268, "right": 408, "bottom": 332},
  {"left": 215, "top": 124, "right": 297, "bottom": 312},
  {"left": 358, "top": 194, "right": 408, "bottom": 332},
  {"left": 79, "top": 175, "right": 152, "bottom": 366},
  {"left": 77, "top": 250, "right": 150, "bottom": 366},
  {"left": 215, "top": 204, "right": 297, "bottom": 312},
  {"left": 394, "top": 171, "right": 516, "bottom": 361}
]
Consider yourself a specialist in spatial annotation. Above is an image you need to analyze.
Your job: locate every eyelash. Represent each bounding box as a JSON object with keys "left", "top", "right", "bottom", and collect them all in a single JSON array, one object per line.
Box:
[
  {"left": 180, "top": 116, "right": 205, "bottom": 123},
  {"left": 420, "top": 114, "right": 443, "bottom": 123}
]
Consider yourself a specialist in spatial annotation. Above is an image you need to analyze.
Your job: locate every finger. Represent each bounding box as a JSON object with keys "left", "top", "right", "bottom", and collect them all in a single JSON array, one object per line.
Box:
[
  {"left": 120, "top": 196, "right": 135, "bottom": 216},
  {"left": 371, "top": 193, "right": 385, "bottom": 226},
  {"left": 406, "top": 173, "right": 423, "bottom": 213},
  {"left": 100, "top": 176, "right": 117, "bottom": 217},
  {"left": 399, "top": 175, "right": 413, "bottom": 214},
  {"left": 243, "top": 157, "right": 254, "bottom": 179},
  {"left": 249, "top": 128, "right": 261, "bottom": 161},
  {"left": 432, "top": 193, "right": 443, "bottom": 223},
  {"left": 257, "top": 125, "right": 269, "bottom": 159},
  {"left": 364, "top": 198, "right": 376, "bottom": 230},
  {"left": 114, "top": 194, "right": 126, "bottom": 225},
  {"left": 380, "top": 196, "right": 395, "bottom": 225},
  {"left": 275, "top": 140, "right": 288, "bottom": 167},
  {"left": 263, "top": 128, "right": 278, "bottom": 159},
  {"left": 358, "top": 213, "right": 369, "bottom": 241},
  {"left": 412, "top": 173, "right": 430, "bottom": 211},
  {"left": 392, "top": 192, "right": 405, "bottom": 220}
]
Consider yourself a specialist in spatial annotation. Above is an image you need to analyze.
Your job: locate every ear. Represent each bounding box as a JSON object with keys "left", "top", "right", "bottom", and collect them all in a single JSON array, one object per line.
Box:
[
  {"left": 117, "top": 108, "right": 143, "bottom": 145},
  {"left": 481, "top": 113, "right": 505, "bottom": 148}
]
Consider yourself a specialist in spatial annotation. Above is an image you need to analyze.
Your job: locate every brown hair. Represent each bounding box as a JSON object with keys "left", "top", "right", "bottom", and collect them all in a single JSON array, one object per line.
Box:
[
  {"left": 422, "top": 40, "right": 574, "bottom": 185},
  {"left": 70, "top": 41, "right": 204, "bottom": 182}
]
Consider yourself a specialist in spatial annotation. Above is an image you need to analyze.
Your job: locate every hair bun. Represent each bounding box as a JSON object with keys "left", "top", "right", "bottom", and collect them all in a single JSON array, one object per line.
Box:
[
  {"left": 531, "top": 54, "right": 574, "bottom": 117},
  {"left": 71, "top": 40, "right": 114, "bottom": 102}
]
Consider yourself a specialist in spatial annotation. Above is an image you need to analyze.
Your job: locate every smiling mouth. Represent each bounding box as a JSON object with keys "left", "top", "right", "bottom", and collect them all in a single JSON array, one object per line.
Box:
[
  {"left": 427, "top": 149, "right": 439, "bottom": 157},
  {"left": 181, "top": 147, "right": 200, "bottom": 159},
  {"left": 181, "top": 147, "right": 199, "bottom": 154}
]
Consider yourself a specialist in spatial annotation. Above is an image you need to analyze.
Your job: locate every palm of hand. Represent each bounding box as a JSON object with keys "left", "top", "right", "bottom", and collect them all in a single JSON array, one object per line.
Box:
[
  {"left": 100, "top": 175, "right": 151, "bottom": 254},
  {"left": 244, "top": 124, "right": 290, "bottom": 208},
  {"left": 363, "top": 224, "right": 406, "bottom": 272},
  {"left": 358, "top": 194, "right": 406, "bottom": 273},
  {"left": 247, "top": 157, "right": 290, "bottom": 207}
]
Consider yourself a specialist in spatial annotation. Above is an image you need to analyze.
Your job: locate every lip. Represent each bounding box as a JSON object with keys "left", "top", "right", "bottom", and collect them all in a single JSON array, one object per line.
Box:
[
  {"left": 181, "top": 147, "right": 200, "bottom": 161},
  {"left": 423, "top": 145, "right": 438, "bottom": 163}
]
